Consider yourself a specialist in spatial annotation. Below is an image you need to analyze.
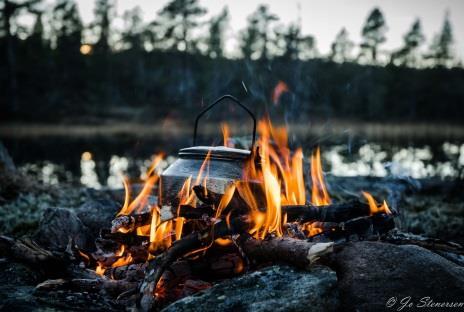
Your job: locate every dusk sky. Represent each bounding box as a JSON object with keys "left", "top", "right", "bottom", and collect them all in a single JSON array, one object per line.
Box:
[{"left": 42, "top": 0, "right": 464, "bottom": 57}]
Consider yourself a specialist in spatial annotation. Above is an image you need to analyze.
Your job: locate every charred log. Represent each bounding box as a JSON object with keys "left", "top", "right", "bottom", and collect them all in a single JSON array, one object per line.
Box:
[
  {"left": 241, "top": 237, "right": 334, "bottom": 269},
  {"left": 282, "top": 200, "right": 371, "bottom": 223},
  {"left": 35, "top": 278, "right": 137, "bottom": 297},
  {"left": 0, "top": 235, "right": 69, "bottom": 276}
]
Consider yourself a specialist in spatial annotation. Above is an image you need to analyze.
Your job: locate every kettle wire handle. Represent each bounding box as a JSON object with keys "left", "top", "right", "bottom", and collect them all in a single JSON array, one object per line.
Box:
[{"left": 193, "top": 95, "right": 257, "bottom": 151}]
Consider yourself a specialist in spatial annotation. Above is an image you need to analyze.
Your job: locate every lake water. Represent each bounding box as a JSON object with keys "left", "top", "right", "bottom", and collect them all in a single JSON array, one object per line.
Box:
[{"left": 4, "top": 135, "right": 463, "bottom": 189}]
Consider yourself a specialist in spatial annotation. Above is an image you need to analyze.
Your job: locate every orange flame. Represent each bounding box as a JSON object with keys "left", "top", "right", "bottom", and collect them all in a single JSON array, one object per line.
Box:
[
  {"left": 237, "top": 117, "right": 306, "bottom": 239},
  {"left": 310, "top": 147, "right": 331, "bottom": 206},
  {"left": 117, "top": 154, "right": 163, "bottom": 216},
  {"left": 111, "top": 253, "right": 133, "bottom": 268},
  {"left": 272, "top": 81, "right": 289, "bottom": 105},
  {"left": 96, "top": 263, "right": 106, "bottom": 276},
  {"left": 221, "top": 123, "right": 233, "bottom": 147},
  {"left": 362, "top": 192, "right": 392, "bottom": 215}
]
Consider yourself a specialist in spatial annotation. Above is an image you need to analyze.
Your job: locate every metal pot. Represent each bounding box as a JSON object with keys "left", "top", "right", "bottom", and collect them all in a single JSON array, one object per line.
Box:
[{"left": 159, "top": 95, "right": 256, "bottom": 210}]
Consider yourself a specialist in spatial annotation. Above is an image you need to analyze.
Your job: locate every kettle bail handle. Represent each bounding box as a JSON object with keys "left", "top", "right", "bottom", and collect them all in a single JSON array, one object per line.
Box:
[{"left": 193, "top": 95, "right": 257, "bottom": 151}]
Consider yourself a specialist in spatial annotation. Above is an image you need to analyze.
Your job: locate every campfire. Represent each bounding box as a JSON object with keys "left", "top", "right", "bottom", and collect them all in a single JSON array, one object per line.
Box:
[
  {"left": 77, "top": 95, "right": 395, "bottom": 309},
  {"left": 2, "top": 96, "right": 463, "bottom": 311}
]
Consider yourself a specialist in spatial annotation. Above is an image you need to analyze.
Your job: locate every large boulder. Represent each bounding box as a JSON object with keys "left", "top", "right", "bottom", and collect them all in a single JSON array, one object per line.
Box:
[
  {"left": 35, "top": 207, "right": 91, "bottom": 250},
  {"left": 162, "top": 265, "right": 339, "bottom": 312},
  {"left": 333, "top": 241, "right": 464, "bottom": 311}
]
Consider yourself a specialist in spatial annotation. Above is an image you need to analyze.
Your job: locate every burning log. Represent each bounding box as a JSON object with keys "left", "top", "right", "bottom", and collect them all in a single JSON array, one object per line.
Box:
[
  {"left": 282, "top": 200, "right": 371, "bottom": 223},
  {"left": 100, "top": 228, "right": 148, "bottom": 245},
  {"left": 309, "top": 213, "right": 396, "bottom": 241},
  {"left": 191, "top": 185, "right": 373, "bottom": 224},
  {"left": 111, "top": 213, "right": 152, "bottom": 233},
  {"left": 139, "top": 216, "right": 250, "bottom": 311},
  {"left": 241, "top": 237, "right": 334, "bottom": 270}
]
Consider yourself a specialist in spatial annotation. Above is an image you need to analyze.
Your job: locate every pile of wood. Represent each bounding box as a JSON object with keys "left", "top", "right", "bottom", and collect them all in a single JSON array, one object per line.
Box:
[
  {"left": 3, "top": 181, "right": 464, "bottom": 311},
  {"left": 103, "top": 185, "right": 395, "bottom": 310}
]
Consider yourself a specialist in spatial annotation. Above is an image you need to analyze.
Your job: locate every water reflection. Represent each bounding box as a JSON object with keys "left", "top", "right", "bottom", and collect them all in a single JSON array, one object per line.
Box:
[
  {"left": 80, "top": 152, "right": 101, "bottom": 189},
  {"left": 18, "top": 142, "right": 464, "bottom": 189},
  {"left": 325, "top": 143, "right": 464, "bottom": 179}
]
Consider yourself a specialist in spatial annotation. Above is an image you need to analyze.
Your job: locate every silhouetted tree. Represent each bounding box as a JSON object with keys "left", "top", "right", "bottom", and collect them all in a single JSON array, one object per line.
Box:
[
  {"left": 390, "top": 19, "right": 425, "bottom": 67},
  {"left": 240, "top": 5, "right": 278, "bottom": 60},
  {"left": 330, "top": 28, "right": 354, "bottom": 62},
  {"left": 157, "top": 0, "right": 207, "bottom": 52},
  {"left": 1, "top": 0, "right": 40, "bottom": 114},
  {"left": 52, "top": 0, "right": 82, "bottom": 54},
  {"left": 277, "top": 23, "right": 316, "bottom": 60},
  {"left": 240, "top": 15, "right": 259, "bottom": 59},
  {"left": 93, "top": 0, "right": 112, "bottom": 53},
  {"left": 206, "top": 7, "right": 228, "bottom": 58},
  {"left": 426, "top": 12, "right": 454, "bottom": 67},
  {"left": 121, "top": 6, "right": 145, "bottom": 51},
  {"left": 280, "top": 23, "right": 300, "bottom": 60},
  {"left": 359, "top": 7, "right": 387, "bottom": 63}
]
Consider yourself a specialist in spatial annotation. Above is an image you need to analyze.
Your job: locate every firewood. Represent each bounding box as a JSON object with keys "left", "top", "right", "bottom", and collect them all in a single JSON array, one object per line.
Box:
[
  {"left": 384, "top": 230, "right": 464, "bottom": 255},
  {"left": 312, "top": 213, "right": 396, "bottom": 240},
  {"left": 0, "top": 235, "right": 68, "bottom": 275},
  {"left": 100, "top": 228, "right": 148, "bottom": 245},
  {"left": 139, "top": 216, "right": 250, "bottom": 311},
  {"left": 192, "top": 185, "right": 373, "bottom": 223},
  {"left": 111, "top": 213, "right": 152, "bottom": 233},
  {"left": 160, "top": 204, "right": 216, "bottom": 222},
  {"left": 282, "top": 200, "right": 371, "bottom": 223},
  {"left": 241, "top": 237, "right": 334, "bottom": 269},
  {"left": 35, "top": 278, "right": 137, "bottom": 297}
]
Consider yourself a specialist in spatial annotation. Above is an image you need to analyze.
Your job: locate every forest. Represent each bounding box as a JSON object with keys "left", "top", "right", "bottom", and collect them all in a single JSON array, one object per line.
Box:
[{"left": 1, "top": 0, "right": 463, "bottom": 124}]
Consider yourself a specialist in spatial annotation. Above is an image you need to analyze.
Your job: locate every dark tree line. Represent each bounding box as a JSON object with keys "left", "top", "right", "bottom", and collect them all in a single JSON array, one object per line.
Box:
[{"left": 0, "top": 0, "right": 463, "bottom": 123}]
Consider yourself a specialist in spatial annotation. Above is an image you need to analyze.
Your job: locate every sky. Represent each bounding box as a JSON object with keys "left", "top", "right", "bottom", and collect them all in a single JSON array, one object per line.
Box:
[{"left": 47, "top": 0, "right": 464, "bottom": 57}]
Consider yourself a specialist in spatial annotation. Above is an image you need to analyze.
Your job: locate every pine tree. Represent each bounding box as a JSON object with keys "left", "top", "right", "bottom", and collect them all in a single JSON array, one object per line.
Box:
[
  {"left": 240, "top": 5, "right": 278, "bottom": 60},
  {"left": 158, "top": 0, "right": 207, "bottom": 52},
  {"left": 52, "top": 0, "right": 83, "bottom": 54},
  {"left": 240, "top": 15, "right": 260, "bottom": 59},
  {"left": 427, "top": 12, "right": 454, "bottom": 67},
  {"left": 281, "top": 23, "right": 301, "bottom": 60},
  {"left": 330, "top": 28, "right": 354, "bottom": 62},
  {"left": 277, "top": 23, "right": 316, "bottom": 60},
  {"left": 359, "top": 7, "right": 387, "bottom": 63},
  {"left": 206, "top": 7, "right": 229, "bottom": 58},
  {"left": 93, "top": 0, "right": 112, "bottom": 53},
  {"left": 390, "top": 19, "right": 425, "bottom": 67},
  {"left": 1, "top": 0, "right": 41, "bottom": 113},
  {"left": 121, "top": 6, "right": 145, "bottom": 51}
]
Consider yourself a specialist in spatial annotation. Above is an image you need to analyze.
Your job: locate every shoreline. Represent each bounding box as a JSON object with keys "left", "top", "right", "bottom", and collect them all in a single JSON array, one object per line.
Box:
[{"left": 1, "top": 121, "right": 464, "bottom": 141}]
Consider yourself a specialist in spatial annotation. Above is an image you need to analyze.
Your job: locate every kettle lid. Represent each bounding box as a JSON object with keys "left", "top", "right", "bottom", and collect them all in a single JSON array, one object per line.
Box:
[{"left": 178, "top": 146, "right": 251, "bottom": 161}]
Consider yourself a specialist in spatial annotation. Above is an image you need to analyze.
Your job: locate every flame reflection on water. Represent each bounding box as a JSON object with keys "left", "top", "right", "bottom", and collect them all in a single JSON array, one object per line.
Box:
[{"left": 17, "top": 142, "right": 464, "bottom": 188}]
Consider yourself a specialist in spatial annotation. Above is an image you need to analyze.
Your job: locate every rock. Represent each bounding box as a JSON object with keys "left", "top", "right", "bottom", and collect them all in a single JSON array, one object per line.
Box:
[
  {"left": 0, "top": 141, "right": 15, "bottom": 173},
  {"left": 333, "top": 241, "right": 464, "bottom": 312},
  {"left": 35, "top": 207, "right": 91, "bottom": 250},
  {"left": 162, "top": 265, "right": 339, "bottom": 312},
  {"left": 75, "top": 198, "right": 120, "bottom": 241},
  {"left": 0, "top": 261, "right": 41, "bottom": 312}
]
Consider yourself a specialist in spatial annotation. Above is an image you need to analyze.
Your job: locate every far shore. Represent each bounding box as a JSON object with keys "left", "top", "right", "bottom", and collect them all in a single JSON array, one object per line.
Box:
[{"left": 1, "top": 121, "right": 464, "bottom": 141}]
